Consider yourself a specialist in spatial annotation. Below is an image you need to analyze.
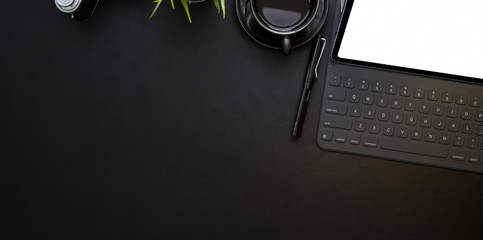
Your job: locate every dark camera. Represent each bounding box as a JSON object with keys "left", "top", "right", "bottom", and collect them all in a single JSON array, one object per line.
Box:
[{"left": 55, "top": 0, "right": 99, "bottom": 21}]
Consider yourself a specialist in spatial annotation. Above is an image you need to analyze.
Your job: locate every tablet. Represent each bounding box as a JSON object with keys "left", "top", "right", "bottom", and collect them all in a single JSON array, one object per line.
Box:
[{"left": 332, "top": 0, "right": 483, "bottom": 83}]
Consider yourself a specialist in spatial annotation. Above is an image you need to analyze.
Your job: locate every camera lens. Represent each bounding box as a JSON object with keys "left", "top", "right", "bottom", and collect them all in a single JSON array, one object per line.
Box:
[
  {"left": 55, "top": 0, "right": 81, "bottom": 13},
  {"left": 57, "top": 0, "right": 75, "bottom": 7}
]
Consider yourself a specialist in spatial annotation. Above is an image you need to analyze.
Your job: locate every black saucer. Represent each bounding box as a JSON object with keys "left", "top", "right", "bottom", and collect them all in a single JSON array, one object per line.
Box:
[{"left": 236, "top": 0, "right": 328, "bottom": 51}]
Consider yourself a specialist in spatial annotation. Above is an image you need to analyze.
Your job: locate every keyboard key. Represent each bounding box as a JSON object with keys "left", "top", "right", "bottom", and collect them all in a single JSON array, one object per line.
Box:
[
  {"left": 348, "top": 133, "right": 361, "bottom": 145},
  {"left": 363, "top": 107, "right": 375, "bottom": 119},
  {"left": 439, "top": 133, "right": 451, "bottom": 145},
  {"left": 468, "top": 152, "right": 480, "bottom": 163},
  {"left": 348, "top": 92, "right": 360, "bottom": 103},
  {"left": 404, "top": 100, "right": 416, "bottom": 112},
  {"left": 448, "top": 121, "right": 460, "bottom": 132},
  {"left": 376, "top": 96, "right": 389, "bottom": 107},
  {"left": 380, "top": 138, "right": 448, "bottom": 158},
  {"left": 382, "top": 125, "right": 395, "bottom": 136},
  {"left": 460, "top": 109, "right": 472, "bottom": 120},
  {"left": 386, "top": 83, "right": 397, "bottom": 94},
  {"left": 433, "top": 118, "right": 446, "bottom": 130},
  {"left": 362, "top": 94, "right": 374, "bottom": 105},
  {"left": 328, "top": 75, "right": 341, "bottom": 86},
  {"left": 453, "top": 136, "right": 465, "bottom": 147},
  {"left": 410, "top": 129, "right": 423, "bottom": 140},
  {"left": 446, "top": 107, "right": 458, "bottom": 118},
  {"left": 399, "top": 86, "right": 411, "bottom": 97},
  {"left": 467, "top": 137, "right": 478, "bottom": 149},
  {"left": 414, "top": 88, "right": 425, "bottom": 99},
  {"left": 334, "top": 131, "right": 347, "bottom": 143},
  {"left": 418, "top": 103, "right": 431, "bottom": 113},
  {"left": 357, "top": 79, "right": 369, "bottom": 90},
  {"left": 320, "top": 129, "right": 333, "bottom": 141},
  {"left": 368, "top": 122, "right": 381, "bottom": 134},
  {"left": 342, "top": 76, "right": 355, "bottom": 88},
  {"left": 327, "top": 87, "right": 346, "bottom": 101},
  {"left": 455, "top": 94, "right": 467, "bottom": 105},
  {"left": 427, "top": 90, "right": 439, "bottom": 101},
  {"left": 424, "top": 131, "right": 437, "bottom": 143},
  {"left": 325, "top": 102, "right": 348, "bottom": 115},
  {"left": 475, "top": 111, "right": 483, "bottom": 122},
  {"left": 372, "top": 81, "right": 383, "bottom": 92},
  {"left": 322, "top": 115, "right": 353, "bottom": 130},
  {"left": 462, "top": 123, "right": 474, "bottom": 134},
  {"left": 362, "top": 135, "right": 379, "bottom": 148},
  {"left": 419, "top": 116, "right": 431, "bottom": 128},
  {"left": 354, "top": 120, "right": 367, "bottom": 132},
  {"left": 391, "top": 112, "right": 404, "bottom": 124},
  {"left": 406, "top": 114, "right": 418, "bottom": 126},
  {"left": 442, "top": 92, "right": 453, "bottom": 103},
  {"left": 350, "top": 106, "right": 362, "bottom": 117},
  {"left": 450, "top": 149, "right": 466, "bottom": 161},
  {"left": 477, "top": 125, "right": 483, "bottom": 136},
  {"left": 469, "top": 96, "right": 481, "bottom": 107},
  {"left": 396, "top": 127, "right": 409, "bottom": 138},
  {"left": 390, "top": 98, "right": 402, "bottom": 109},
  {"left": 432, "top": 104, "right": 444, "bottom": 116},
  {"left": 377, "top": 110, "right": 390, "bottom": 121}
]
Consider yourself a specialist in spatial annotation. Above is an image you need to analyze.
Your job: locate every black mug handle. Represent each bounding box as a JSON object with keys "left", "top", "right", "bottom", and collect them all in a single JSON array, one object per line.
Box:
[{"left": 282, "top": 36, "right": 291, "bottom": 55}]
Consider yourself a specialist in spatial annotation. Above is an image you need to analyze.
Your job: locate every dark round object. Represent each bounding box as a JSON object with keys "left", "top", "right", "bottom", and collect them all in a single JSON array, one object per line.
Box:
[{"left": 236, "top": 0, "right": 328, "bottom": 52}]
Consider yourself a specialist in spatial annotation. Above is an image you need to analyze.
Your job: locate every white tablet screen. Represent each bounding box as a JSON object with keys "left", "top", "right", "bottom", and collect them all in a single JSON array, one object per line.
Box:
[{"left": 336, "top": 0, "right": 483, "bottom": 80}]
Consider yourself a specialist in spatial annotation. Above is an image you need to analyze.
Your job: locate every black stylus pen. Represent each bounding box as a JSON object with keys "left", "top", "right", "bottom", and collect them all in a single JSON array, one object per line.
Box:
[{"left": 292, "top": 34, "right": 327, "bottom": 137}]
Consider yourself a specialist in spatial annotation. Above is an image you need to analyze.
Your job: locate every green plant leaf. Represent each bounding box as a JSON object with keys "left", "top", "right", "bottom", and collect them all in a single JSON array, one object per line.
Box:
[
  {"left": 150, "top": 0, "right": 224, "bottom": 22},
  {"left": 180, "top": 0, "right": 192, "bottom": 23},
  {"left": 149, "top": 0, "right": 163, "bottom": 19},
  {"left": 213, "top": 0, "right": 220, "bottom": 13},
  {"left": 213, "top": 0, "right": 225, "bottom": 18},
  {"left": 220, "top": 0, "right": 225, "bottom": 19}
]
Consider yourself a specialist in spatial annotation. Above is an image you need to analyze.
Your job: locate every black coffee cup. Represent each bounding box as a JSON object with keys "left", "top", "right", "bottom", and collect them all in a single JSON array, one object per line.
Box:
[{"left": 250, "top": 0, "right": 320, "bottom": 55}]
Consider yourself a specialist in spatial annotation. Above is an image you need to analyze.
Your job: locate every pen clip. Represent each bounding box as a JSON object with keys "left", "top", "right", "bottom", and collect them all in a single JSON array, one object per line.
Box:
[{"left": 314, "top": 37, "right": 327, "bottom": 79}]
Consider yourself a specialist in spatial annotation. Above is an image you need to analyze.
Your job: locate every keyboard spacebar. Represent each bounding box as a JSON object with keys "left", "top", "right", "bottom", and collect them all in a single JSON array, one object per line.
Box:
[{"left": 380, "top": 138, "right": 449, "bottom": 158}]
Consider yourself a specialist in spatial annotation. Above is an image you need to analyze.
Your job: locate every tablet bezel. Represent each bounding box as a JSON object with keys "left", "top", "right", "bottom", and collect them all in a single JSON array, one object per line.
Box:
[{"left": 331, "top": 0, "right": 482, "bottom": 84}]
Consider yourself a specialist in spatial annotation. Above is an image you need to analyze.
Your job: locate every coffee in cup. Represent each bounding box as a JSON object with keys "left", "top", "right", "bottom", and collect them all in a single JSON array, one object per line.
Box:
[{"left": 250, "top": 0, "right": 319, "bottom": 55}]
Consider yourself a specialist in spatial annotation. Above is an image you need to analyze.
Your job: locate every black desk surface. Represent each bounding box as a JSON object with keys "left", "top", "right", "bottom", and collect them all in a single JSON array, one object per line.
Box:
[{"left": 2, "top": 1, "right": 482, "bottom": 239}]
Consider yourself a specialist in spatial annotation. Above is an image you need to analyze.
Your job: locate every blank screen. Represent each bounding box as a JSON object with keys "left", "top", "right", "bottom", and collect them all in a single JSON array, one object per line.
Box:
[{"left": 337, "top": 0, "right": 483, "bottom": 80}]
